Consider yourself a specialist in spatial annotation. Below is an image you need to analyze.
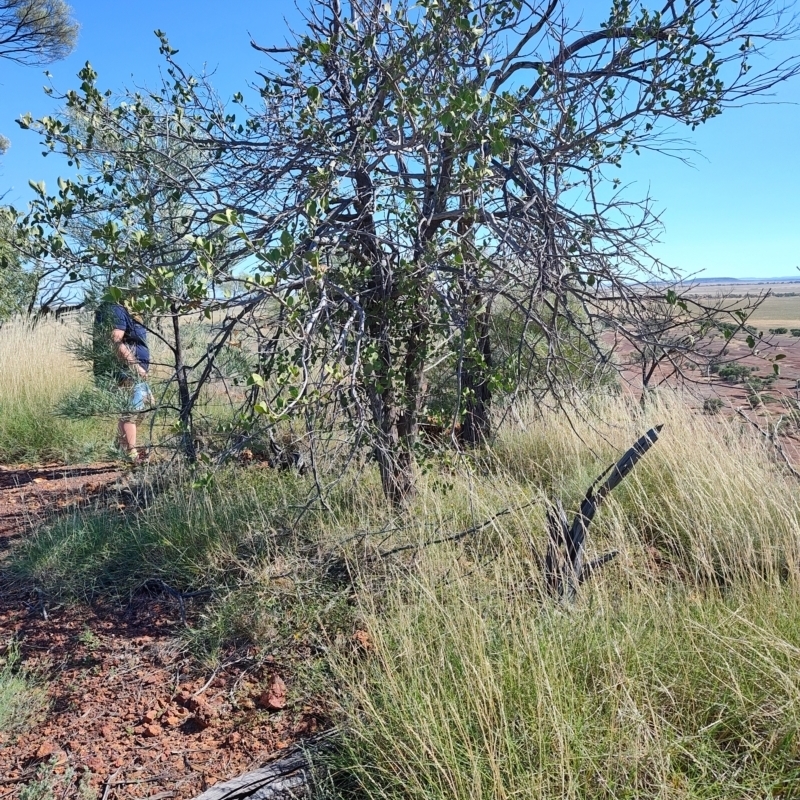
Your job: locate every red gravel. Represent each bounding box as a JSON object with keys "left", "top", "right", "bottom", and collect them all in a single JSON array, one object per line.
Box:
[{"left": 0, "top": 464, "right": 325, "bottom": 799}]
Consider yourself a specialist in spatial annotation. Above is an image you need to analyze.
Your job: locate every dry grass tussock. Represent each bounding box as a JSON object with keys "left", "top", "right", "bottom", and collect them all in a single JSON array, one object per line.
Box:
[
  {"left": 328, "top": 396, "right": 800, "bottom": 799},
  {"left": 0, "top": 314, "right": 111, "bottom": 462},
  {"left": 8, "top": 341, "right": 800, "bottom": 796}
]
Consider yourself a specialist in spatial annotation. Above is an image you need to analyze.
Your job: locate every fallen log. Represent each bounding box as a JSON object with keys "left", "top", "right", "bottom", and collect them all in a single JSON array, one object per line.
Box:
[
  {"left": 545, "top": 425, "right": 663, "bottom": 601},
  {"left": 190, "top": 734, "right": 331, "bottom": 800}
]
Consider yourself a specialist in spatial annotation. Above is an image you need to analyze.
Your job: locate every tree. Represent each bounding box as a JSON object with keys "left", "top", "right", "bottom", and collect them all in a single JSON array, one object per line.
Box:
[
  {"left": 0, "top": 0, "right": 77, "bottom": 65},
  {"left": 219, "top": 0, "right": 800, "bottom": 503},
  {"left": 18, "top": 65, "right": 241, "bottom": 459},
  {"left": 20, "top": 1, "right": 800, "bottom": 506},
  {"left": 0, "top": 207, "right": 37, "bottom": 321},
  {"left": 0, "top": 1, "right": 78, "bottom": 158}
]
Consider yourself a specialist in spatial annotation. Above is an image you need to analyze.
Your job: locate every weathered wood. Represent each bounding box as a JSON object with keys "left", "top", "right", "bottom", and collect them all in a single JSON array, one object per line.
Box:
[
  {"left": 545, "top": 425, "right": 663, "bottom": 600},
  {"left": 190, "top": 736, "right": 328, "bottom": 800}
]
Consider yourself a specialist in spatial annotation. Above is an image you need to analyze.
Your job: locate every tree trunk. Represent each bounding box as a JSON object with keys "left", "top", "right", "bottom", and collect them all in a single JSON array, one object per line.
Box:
[
  {"left": 461, "top": 298, "right": 492, "bottom": 447},
  {"left": 171, "top": 306, "right": 196, "bottom": 462},
  {"left": 190, "top": 733, "right": 331, "bottom": 799},
  {"left": 368, "top": 381, "right": 416, "bottom": 508}
]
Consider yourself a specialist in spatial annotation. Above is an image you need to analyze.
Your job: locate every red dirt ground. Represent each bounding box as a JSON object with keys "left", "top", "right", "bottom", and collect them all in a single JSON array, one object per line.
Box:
[
  {"left": 615, "top": 331, "right": 800, "bottom": 465},
  {"left": 0, "top": 465, "right": 324, "bottom": 799}
]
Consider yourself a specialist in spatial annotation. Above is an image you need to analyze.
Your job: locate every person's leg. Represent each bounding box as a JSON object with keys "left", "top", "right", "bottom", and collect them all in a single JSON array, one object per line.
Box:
[{"left": 117, "top": 417, "right": 137, "bottom": 458}]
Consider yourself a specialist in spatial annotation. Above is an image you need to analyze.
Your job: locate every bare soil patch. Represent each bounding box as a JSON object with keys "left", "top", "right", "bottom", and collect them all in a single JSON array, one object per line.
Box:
[
  {"left": 615, "top": 330, "right": 800, "bottom": 465},
  {"left": 0, "top": 465, "right": 325, "bottom": 799}
]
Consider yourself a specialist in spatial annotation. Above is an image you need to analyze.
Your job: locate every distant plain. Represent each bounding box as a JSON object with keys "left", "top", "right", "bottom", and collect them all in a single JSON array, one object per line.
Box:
[{"left": 684, "top": 280, "right": 800, "bottom": 328}]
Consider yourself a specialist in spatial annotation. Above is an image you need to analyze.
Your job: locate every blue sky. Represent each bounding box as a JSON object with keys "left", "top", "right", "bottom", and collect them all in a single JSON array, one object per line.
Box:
[{"left": 1, "top": 0, "right": 798, "bottom": 281}]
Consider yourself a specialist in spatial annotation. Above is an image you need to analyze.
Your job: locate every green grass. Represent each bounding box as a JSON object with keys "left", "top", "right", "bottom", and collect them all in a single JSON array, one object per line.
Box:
[
  {"left": 8, "top": 392, "right": 800, "bottom": 797},
  {"left": 333, "top": 577, "right": 800, "bottom": 799},
  {"left": 0, "top": 643, "right": 47, "bottom": 738},
  {"left": 9, "top": 466, "right": 357, "bottom": 662},
  {"left": 0, "top": 398, "right": 111, "bottom": 463}
]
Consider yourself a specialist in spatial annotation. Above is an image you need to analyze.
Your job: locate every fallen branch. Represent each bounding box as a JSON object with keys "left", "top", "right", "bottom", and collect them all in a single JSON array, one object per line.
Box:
[
  {"left": 545, "top": 425, "right": 663, "bottom": 601},
  {"left": 190, "top": 734, "right": 331, "bottom": 800},
  {"left": 379, "top": 500, "right": 539, "bottom": 558}
]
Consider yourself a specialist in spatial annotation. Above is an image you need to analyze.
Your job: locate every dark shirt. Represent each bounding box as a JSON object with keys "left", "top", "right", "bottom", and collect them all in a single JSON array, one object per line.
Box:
[
  {"left": 108, "top": 304, "right": 150, "bottom": 372},
  {"left": 93, "top": 303, "right": 150, "bottom": 381}
]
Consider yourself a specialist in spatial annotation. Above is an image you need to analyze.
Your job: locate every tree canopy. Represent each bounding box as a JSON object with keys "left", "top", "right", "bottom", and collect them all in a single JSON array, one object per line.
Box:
[{"left": 0, "top": 0, "right": 78, "bottom": 65}]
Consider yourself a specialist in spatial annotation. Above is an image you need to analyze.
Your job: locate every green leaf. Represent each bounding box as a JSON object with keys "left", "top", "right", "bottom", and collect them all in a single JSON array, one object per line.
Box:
[{"left": 211, "top": 208, "right": 238, "bottom": 226}]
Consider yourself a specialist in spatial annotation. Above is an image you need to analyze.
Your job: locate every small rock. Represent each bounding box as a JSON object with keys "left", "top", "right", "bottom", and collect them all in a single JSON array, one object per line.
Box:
[
  {"left": 143, "top": 723, "right": 162, "bottom": 738},
  {"left": 143, "top": 710, "right": 158, "bottom": 722},
  {"left": 226, "top": 732, "right": 242, "bottom": 746},
  {"left": 257, "top": 674, "right": 287, "bottom": 712},
  {"left": 352, "top": 629, "right": 374, "bottom": 651},
  {"left": 101, "top": 725, "right": 115, "bottom": 740},
  {"left": 36, "top": 741, "right": 56, "bottom": 759},
  {"left": 85, "top": 757, "right": 104, "bottom": 774},
  {"left": 164, "top": 715, "right": 180, "bottom": 727},
  {"left": 185, "top": 696, "right": 217, "bottom": 729},
  {"left": 184, "top": 696, "right": 203, "bottom": 713}
]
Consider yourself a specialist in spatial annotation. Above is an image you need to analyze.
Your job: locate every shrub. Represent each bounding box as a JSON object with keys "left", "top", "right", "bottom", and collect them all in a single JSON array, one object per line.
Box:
[
  {"left": 717, "top": 363, "right": 757, "bottom": 383},
  {"left": 770, "top": 327, "right": 789, "bottom": 335},
  {"left": 702, "top": 397, "right": 723, "bottom": 414},
  {"left": 747, "top": 390, "right": 763, "bottom": 408}
]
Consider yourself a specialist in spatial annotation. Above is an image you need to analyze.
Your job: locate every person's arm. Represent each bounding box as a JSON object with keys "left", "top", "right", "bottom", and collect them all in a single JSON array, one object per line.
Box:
[{"left": 111, "top": 328, "right": 147, "bottom": 380}]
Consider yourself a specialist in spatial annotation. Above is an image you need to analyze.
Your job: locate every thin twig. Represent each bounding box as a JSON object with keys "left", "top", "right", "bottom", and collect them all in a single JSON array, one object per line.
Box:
[
  {"left": 379, "top": 499, "right": 539, "bottom": 558},
  {"left": 735, "top": 407, "right": 800, "bottom": 480}
]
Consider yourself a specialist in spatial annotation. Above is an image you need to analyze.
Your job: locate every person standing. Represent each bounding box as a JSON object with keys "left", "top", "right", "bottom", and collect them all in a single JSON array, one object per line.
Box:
[{"left": 94, "top": 301, "right": 152, "bottom": 463}]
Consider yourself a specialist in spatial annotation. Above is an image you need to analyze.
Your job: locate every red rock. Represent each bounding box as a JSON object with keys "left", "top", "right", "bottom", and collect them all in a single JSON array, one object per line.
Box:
[
  {"left": 101, "top": 725, "right": 114, "bottom": 740},
  {"left": 85, "top": 757, "right": 104, "bottom": 774},
  {"left": 184, "top": 696, "right": 217, "bottom": 729},
  {"left": 143, "top": 723, "right": 162, "bottom": 737},
  {"left": 184, "top": 696, "right": 203, "bottom": 713},
  {"left": 143, "top": 709, "right": 158, "bottom": 722},
  {"left": 352, "top": 629, "right": 374, "bottom": 651},
  {"left": 257, "top": 674, "right": 287, "bottom": 711},
  {"left": 36, "top": 741, "right": 56, "bottom": 759}
]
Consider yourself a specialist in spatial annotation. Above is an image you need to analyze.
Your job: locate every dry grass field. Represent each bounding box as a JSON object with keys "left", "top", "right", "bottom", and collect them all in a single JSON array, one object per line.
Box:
[{"left": 684, "top": 280, "right": 800, "bottom": 328}]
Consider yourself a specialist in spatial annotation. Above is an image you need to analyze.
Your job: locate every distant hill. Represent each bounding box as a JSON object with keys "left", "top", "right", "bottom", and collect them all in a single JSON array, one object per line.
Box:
[{"left": 688, "top": 276, "right": 800, "bottom": 285}]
